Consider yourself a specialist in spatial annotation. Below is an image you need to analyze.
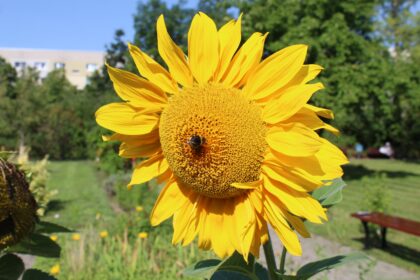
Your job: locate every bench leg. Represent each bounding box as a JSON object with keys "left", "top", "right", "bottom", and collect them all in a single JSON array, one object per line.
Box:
[
  {"left": 381, "top": 227, "right": 388, "bottom": 248},
  {"left": 362, "top": 221, "right": 370, "bottom": 249}
]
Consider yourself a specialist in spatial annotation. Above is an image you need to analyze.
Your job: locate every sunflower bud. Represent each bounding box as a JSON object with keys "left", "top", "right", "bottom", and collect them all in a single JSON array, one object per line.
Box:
[{"left": 0, "top": 159, "right": 38, "bottom": 250}]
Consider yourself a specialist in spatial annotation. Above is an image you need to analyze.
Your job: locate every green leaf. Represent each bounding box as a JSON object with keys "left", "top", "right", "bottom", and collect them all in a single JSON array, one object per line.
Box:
[
  {"left": 214, "top": 252, "right": 258, "bottom": 280},
  {"left": 8, "top": 234, "right": 61, "bottom": 258},
  {"left": 0, "top": 254, "right": 25, "bottom": 280},
  {"left": 34, "top": 221, "right": 73, "bottom": 234},
  {"left": 295, "top": 252, "right": 368, "bottom": 279},
  {"left": 184, "top": 253, "right": 261, "bottom": 280},
  {"left": 312, "top": 178, "right": 346, "bottom": 207},
  {"left": 253, "top": 262, "right": 269, "bottom": 280},
  {"left": 22, "top": 269, "right": 57, "bottom": 280},
  {"left": 211, "top": 270, "right": 252, "bottom": 280},
  {"left": 183, "top": 259, "right": 221, "bottom": 278}
]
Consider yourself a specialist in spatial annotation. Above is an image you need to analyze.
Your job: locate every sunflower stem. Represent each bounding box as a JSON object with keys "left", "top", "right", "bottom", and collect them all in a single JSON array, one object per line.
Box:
[
  {"left": 263, "top": 235, "right": 278, "bottom": 280},
  {"left": 279, "top": 246, "right": 287, "bottom": 275}
]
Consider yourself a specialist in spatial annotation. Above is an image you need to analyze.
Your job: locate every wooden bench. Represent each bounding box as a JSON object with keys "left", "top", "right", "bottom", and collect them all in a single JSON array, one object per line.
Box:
[{"left": 351, "top": 212, "right": 420, "bottom": 248}]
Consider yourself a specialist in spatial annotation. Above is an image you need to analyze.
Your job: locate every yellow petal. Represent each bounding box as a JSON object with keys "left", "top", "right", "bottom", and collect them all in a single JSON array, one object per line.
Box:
[
  {"left": 224, "top": 202, "right": 242, "bottom": 254},
  {"left": 221, "top": 32, "right": 267, "bottom": 88},
  {"left": 283, "top": 212, "right": 310, "bottom": 238},
  {"left": 104, "top": 129, "right": 159, "bottom": 145},
  {"left": 150, "top": 179, "right": 190, "bottom": 226},
  {"left": 262, "top": 162, "right": 322, "bottom": 192},
  {"left": 231, "top": 180, "right": 261, "bottom": 189},
  {"left": 198, "top": 198, "right": 212, "bottom": 250},
  {"left": 157, "top": 15, "right": 193, "bottom": 87},
  {"left": 262, "top": 83, "right": 324, "bottom": 124},
  {"left": 247, "top": 189, "right": 263, "bottom": 214},
  {"left": 288, "top": 64, "right": 324, "bottom": 85},
  {"left": 119, "top": 141, "right": 161, "bottom": 158},
  {"left": 128, "top": 43, "right": 178, "bottom": 94},
  {"left": 129, "top": 153, "right": 169, "bottom": 187},
  {"left": 214, "top": 14, "right": 242, "bottom": 81},
  {"left": 208, "top": 200, "right": 235, "bottom": 258},
  {"left": 266, "top": 124, "right": 323, "bottom": 157},
  {"left": 234, "top": 196, "right": 256, "bottom": 261},
  {"left": 172, "top": 194, "right": 200, "bottom": 245},
  {"left": 283, "top": 106, "right": 339, "bottom": 135},
  {"left": 244, "top": 45, "right": 308, "bottom": 100},
  {"left": 188, "top": 12, "right": 219, "bottom": 84},
  {"left": 305, "top": 104, "right": 334, "bottom": 119},
  {"left": 273, "top": 138, "right": 347, "bottom": 181},
  {"left": 96, "top": 103, "right": 159, "bottom": 135},
  {"left": 107, "top": 65, "right": 167, "bottom": 107},
  {"left": 256, "top": 64, "right": 324, "bottom": 105},
  {"left": 264, "top": 176, "right": 326, "bottom": 223},
  {"left": 264, "top": 196, "right": 302, "bottom": 256}
]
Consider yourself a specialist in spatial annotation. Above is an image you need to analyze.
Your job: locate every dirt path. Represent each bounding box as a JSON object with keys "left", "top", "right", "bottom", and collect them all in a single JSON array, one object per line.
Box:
[{"left": 260, "top": 227, "right": 419, "bottom": 280}]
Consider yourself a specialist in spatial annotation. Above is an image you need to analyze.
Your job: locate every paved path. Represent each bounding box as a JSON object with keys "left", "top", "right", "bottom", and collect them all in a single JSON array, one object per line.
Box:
[{"left": 260, "top": 227, "right": 419, "bottom": 280}]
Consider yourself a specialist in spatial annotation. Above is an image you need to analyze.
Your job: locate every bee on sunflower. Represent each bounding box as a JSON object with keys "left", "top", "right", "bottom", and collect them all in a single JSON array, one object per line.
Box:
[{"left": 96, "top": 12, "right": 348, "bottom": 261}]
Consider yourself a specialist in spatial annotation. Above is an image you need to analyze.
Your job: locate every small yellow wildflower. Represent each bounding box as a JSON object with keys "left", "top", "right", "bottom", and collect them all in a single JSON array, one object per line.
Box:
[
  {"left": 71, "top": 233, "right": 81, "bottom": 241},
  {"left": 50, "top": 264, "right": 60, "bottom": 275},
  {"left": 138, "top": 232, "right": 148, "bottom": 239},
  {"left": 50, "top": 234, "right": 58, "bottom": 242},
  {"left": 99, "top": 230, "right": 108, "bottom": 239},
  {"left": 135, "top": 206, "right": 144, "bottom": 212}
]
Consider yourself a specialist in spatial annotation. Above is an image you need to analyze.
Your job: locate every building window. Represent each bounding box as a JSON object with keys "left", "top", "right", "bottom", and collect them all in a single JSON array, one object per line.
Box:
[
  {"left": 34, "top": 62, "right": 46, "bottom": 70},
  {"left": 55, "top": 62, "right": 65, "bottom": 69},
  {"left": 14, "top": 61, "right": 26, "bottom": 69},
  {"left": 86, "top": 63, "right": 98, "bottom": 72}
]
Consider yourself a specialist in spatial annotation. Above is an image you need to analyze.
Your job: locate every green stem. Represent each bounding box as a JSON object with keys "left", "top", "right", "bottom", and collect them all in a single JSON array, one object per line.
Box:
[
  {"left": 279, "top": 246, "right": 287, "bottom": 275},
  {"left": 263, "top": 234, "right": 278, "bottom": 280}
]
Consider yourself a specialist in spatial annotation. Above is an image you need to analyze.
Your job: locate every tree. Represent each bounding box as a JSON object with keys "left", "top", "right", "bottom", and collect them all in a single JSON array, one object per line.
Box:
[
  {"left": 0, "top": 57, "right": 17, "bottom": 149},
  {"left": 198, "top": 0, "right": 234, "bottom": 26},
  {"left": 378, "top": 0, "right": 419, "bottom": 57}
]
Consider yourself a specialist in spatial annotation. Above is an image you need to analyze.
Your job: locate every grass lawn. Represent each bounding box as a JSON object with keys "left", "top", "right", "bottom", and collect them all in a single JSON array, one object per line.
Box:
[
  {"left": 308, "top": 159, "right": 420, "bottom": 274},
  {"left": 42, "top": 161, "right": 114, "bottom": 228}
]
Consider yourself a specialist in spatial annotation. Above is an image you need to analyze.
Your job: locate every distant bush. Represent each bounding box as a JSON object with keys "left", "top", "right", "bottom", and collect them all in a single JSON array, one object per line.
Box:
[{"left": 10, "top": 147, "right": 57, "bottom": 216}]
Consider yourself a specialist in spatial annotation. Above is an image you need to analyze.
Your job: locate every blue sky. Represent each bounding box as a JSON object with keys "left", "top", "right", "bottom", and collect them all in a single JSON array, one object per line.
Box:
[
  {"left": 0, "top": 0, "right": 197, "bottom": 51},
  {"left": 1, "top": 1, "right": 418, "bottom": 52}
]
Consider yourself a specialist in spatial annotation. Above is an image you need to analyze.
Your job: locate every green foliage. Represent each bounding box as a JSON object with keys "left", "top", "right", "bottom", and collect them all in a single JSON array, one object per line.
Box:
[
  {"left": 292, "top": 252, "right": 369, "bottom": 280},
  {"left": 185, "top": 252, "right": 260, "bottom": 280},
  {"left": 312, "top": 178, "right": 346, "bottom": 207},
  {"left": 361, "top": 173, "right": 392, "bottom": 213},
  {"left": 198, "top": 0, "right": 234, "bottom": 26},
  {"left": 0, "top": 220, "right": 70, "bottom": 280},
  {"left": 10, "top": 152, "right": 57, "bottom": 216},
  {"left": 22, "top": 269, "right": 57, "bottom": 280},
  {"left": 0, "top": 254, "right": 25, "bottom": 280},
  {"left": 185, "top": 250, "right": 368, "bottom": 279},
  {"left": 8, "top": 234, "right": 61, "bottom": 258}
]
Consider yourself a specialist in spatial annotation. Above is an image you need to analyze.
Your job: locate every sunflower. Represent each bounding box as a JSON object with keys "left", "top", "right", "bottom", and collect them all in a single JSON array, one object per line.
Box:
[{"left": 96, "top": 12, "right": 348, "bottom": 259}]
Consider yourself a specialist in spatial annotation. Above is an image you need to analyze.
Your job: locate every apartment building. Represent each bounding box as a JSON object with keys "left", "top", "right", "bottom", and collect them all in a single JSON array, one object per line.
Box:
[{"left": 0, "top": 48, "right": 105, "bottom": 89}]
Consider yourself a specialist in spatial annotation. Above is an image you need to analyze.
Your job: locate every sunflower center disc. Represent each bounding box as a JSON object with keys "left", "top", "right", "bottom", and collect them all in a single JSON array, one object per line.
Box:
[{"left": 159, "top": 85, "right": 267, "bottom": 199}]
